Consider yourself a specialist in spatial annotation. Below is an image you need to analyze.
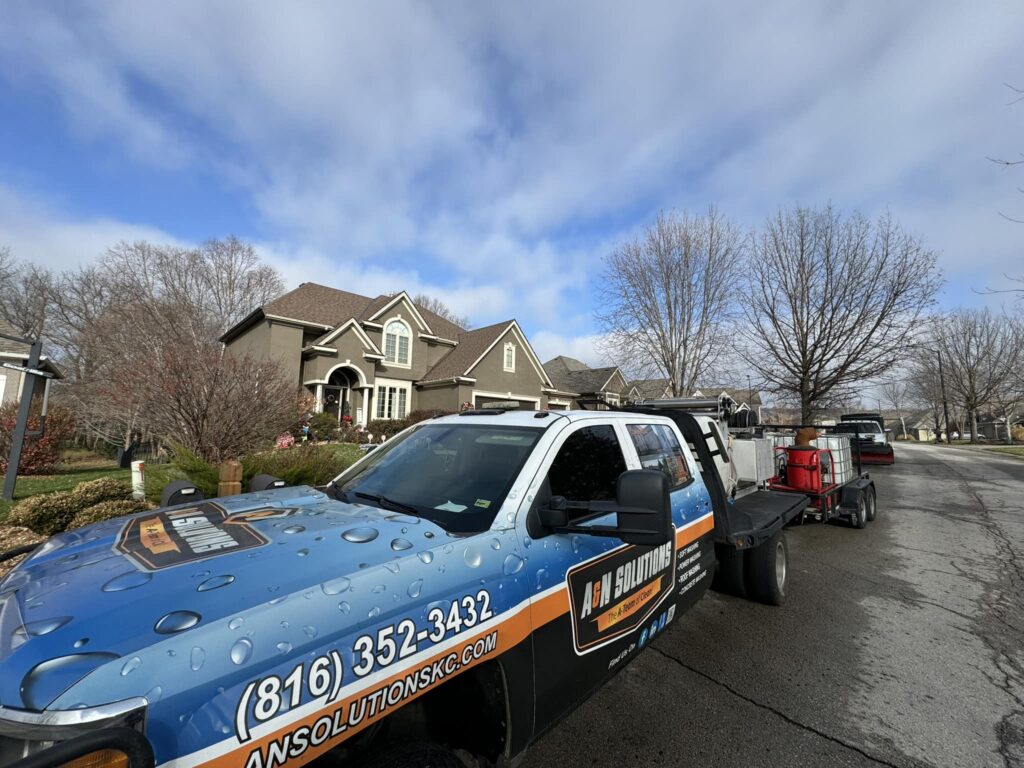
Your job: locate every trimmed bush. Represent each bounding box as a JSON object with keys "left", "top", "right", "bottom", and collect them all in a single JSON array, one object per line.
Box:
[
  {"left": 307, "top": 412, "right": 340, "bottom": 441},
  {"left": 0, "top": 525, "right": 44, "bottom": 579},
  {"left": 242, "top": 444, "right": 364, "bottom": 488},
  {"left": 69, "top": 499, "right": 150, "bottom": 530},
  {"left": 7, "top": 476, "right": 133, "bottom": 536},
  {"left": 170, "top": 445, "right": 220, "bottom": 498}
]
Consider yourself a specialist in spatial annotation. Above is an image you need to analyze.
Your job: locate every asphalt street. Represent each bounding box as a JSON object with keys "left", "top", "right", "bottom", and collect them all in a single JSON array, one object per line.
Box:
[{"left": 522, "top": 444, "right": 1024, "bottom": 768}]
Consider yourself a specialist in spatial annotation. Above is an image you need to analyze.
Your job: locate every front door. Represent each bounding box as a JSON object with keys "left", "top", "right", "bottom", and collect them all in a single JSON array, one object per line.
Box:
[{"left": 323, "top": 386, "right": 343, "bottom": 422}]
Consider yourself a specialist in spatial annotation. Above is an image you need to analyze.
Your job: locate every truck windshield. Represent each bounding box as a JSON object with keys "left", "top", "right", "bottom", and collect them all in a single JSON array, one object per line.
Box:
[
  {"left": 837, "top": 422, "right": 881, "bottom": 434},
  {"left": 332, "top": 423, "right": 543, "bottom": 532}
]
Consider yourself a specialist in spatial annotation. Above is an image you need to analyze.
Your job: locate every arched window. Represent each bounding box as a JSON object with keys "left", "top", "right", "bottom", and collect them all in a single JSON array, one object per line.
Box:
[{"left": 384, "top": 319, "right": 411, "bottom": 366}]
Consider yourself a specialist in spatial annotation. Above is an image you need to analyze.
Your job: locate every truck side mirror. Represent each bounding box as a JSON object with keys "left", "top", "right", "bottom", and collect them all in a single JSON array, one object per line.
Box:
[
  {"left": 614, "top": 469, "right": 673, "bottom": 546},
  {"left": 538, "top": 496, "right": 568, "bottom": 528}
]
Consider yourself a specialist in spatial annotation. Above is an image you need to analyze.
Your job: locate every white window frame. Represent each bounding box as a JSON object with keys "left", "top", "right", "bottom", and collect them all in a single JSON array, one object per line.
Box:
[
  {"left": 374, "top": 377, "right": 412, "bottom": 420},
  {"left": 0, "top": 374, "right": 6, "bottom": 403},
  {"left": 503, "top": 342, "right": 516, "bottom": 373},
  {"left": 383, "top": 317, "right": 412, "bottom": 368}
]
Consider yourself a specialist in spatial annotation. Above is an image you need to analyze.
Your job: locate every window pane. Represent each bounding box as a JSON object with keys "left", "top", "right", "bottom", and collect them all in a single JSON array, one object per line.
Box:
[
  {"left": 398, "top": 336, "right": 409, "bottom": 364},
  {"left": 627, "top": 424, "right": 691, "bottom": 488},
  {"left": 398, "top": 388, "right": 407, "bottom": 418},
  {"left": 547, "top": 425, "right": 626, "bottom": 502},
  {"left": 376, "top": 387, "right": 386, "bottom": 418},
  {"left": 385, "top": 334, "right": 397, "bottom": 362},
  {"left": 386, "top": 387, "right": 395, "bottom": 419}
]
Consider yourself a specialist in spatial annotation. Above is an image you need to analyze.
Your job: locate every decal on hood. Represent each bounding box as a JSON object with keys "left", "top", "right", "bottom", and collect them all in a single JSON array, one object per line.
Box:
[
  {"left": 115, "top": 501, "right": 295, "bottom": 570},
  {"left": 566, "top": 536, "right": 676, "bottom": 654}
]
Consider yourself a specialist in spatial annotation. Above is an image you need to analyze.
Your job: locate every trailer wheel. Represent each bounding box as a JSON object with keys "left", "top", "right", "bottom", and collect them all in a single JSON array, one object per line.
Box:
[
  {"left": 744, "top": 531, "right": 788, "bottom": 605},
  {"left": 865, "top": 486, "right": 877, "bottom": 521},
  {"left": 850, "top": 491, "right": 867, "bottom": 529},
  {"left": 711, "top": 543, "right": 746, "bottom": 598}
]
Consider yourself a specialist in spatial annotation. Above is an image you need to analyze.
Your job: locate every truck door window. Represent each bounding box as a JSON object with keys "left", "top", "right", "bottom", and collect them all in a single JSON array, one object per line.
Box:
[
  {"left": 547, "top": 425, "right": 626, "bottom": 504},
  {"left": 627, "top": 423, "right": 692, "bottom": 489}
]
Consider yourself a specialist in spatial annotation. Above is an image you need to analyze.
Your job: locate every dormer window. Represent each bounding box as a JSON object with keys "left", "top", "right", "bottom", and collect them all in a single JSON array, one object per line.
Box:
[
  {"left": 503, "top": 342, "right": 516, "bottom": 372},
  {"left": 384, "top": 319, "right": 411, "bottom": 366}
]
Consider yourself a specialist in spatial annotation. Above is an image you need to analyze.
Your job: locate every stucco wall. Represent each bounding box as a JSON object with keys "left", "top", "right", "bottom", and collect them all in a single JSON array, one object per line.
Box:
[
  {"left": 225, "top": 319, "right": 271, "bottom": 359},
  {"left": 468, "top": 327, "right": 546, "bottom": 402},
  {"left": 268, "top": 323, "right": 303, "bottom": 383},
  {"left": 414, "top": 385, "right": 460, "bottom": 413},
  {"left": 301, "top": 330, "right": 373, "bottom": 385}
]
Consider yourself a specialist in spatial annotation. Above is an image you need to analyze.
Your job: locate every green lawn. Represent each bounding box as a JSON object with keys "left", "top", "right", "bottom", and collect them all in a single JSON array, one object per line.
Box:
[{"left": 991, "top": 446, "right": 1024, "bottom": 458}]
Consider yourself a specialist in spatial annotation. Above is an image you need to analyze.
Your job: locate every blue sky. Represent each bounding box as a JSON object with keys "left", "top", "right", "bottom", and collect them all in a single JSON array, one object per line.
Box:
[{"left": 1, "top": 1, "right": 1022, "bottom": 365}]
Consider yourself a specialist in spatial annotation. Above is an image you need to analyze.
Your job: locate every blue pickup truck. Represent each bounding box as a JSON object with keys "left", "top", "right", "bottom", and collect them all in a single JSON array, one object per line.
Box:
[{"left": 0, "top": 407, "right": 806, "bottom": 768}]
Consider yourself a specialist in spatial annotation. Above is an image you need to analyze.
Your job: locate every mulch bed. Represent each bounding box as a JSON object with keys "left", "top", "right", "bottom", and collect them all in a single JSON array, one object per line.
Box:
[{"left": 0, "top": 525, "right": 45, "bottom": 580}]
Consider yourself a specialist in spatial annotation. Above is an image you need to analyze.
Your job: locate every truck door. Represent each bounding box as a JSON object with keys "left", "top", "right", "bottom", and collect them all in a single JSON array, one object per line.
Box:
[
  {"left": 621, "top": 420, "right": 718, "bottom": 612},
  {"left": 522, "top": 421, "right": 641, "bottom": 728}
]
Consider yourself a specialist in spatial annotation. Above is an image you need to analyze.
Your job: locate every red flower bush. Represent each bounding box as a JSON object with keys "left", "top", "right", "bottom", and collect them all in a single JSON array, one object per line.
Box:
[{"left": 0, "top": 403, "right": 75, "bottom": 475}]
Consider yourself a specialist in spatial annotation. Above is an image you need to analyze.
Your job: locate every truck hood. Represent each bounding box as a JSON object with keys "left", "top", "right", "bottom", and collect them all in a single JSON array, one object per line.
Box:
[{"left": 0, "top": 486, "right": 451, "bottom": 712}]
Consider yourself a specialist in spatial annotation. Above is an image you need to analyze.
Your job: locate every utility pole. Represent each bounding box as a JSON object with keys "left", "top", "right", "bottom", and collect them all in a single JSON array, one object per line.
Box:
[
  {"left": 2, "top": 337, "right": 43, "bottom": 501},
  {"left": 937, "top": 347, "right": 952, "bottom": 445}
]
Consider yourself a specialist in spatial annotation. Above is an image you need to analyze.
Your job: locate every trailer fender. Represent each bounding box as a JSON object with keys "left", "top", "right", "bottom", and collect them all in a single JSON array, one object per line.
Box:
[{"left": 839, "top": 478, "right": 873, "bottom": 510}]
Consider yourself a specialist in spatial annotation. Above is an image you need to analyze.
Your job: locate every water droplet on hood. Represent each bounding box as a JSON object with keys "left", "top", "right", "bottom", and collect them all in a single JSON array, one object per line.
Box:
[
  {"left": 408, "top": 579, "right": 423, "bottom": 598},
  {"left": 321, "top": 576, "right": 351, "bottom": 595},
  {"left": 155, "top": 610, "right": 201, "bottom": 634},
  {"left": 230, "top": 637, "right": 253, "bottom": 665},
  {"left": 121, "top": 657, "right": 142, "bottom": 676},
  {"left": 464, "top": 547, "right": 483, "bottom": 568},
  {"left": 302, "top": 625, "right": 318, "bottom": 638},
  {"left": 490, "top": 538, "right": 501, "bottom": 550},
  {"left": 417, "top": 550, "right": 434, "bottom": 564},
  {"left": 277, "top": 641, "right": 292, "bottom": 654},
  {"left": 338, "top": 601, "right": 351, "bottom": 614},
  {"left": 20, "top": 653, "right": 118, "bottom": 710},
  {"left": 503, "top": 554, "right": 525, "bottom": 575},
  {"left": 535, "top": 568, "right": 548, "bottom": 590},
  {"left": 424, "top": 531, "right": 434, "bottom": 539},
  {"left": 390, "top": 538, "right": 412, "bottom": 551},
  {"left": 73, "top": 638, "right": 89, "bottom": 648},
  {"left": 228, "top": 617, "right": 244, "bottom": 630},
  {"left": 197, "top": 575, "right": 234, "bottom": 592},
  {"left": 372, "top": 584, "right": 386, "bottom": 594},
  {"left": 145, "top": 685, "right": 162, "bottom": 703},
  {"left": 368, "top": 607, "right": 381, "bottom": 619},
  {"left": 342, "top": 527, "right": 379, "bottom": 543},
  {"left": 282, "top": 525, "right": 305, "bottom": 534},
  {"left": 190, "top": 646, "right": 205, "bottom": 671},
  {"left": 102, "top": 571, "right": 152, "bottom": 592},
  {"left": 384, "top": 562, "right": 400, "bottom": 574},
  {"left": 297, "top": 548, "right": 310, "bottom": 557},
  {"left": 13, "top": 616, "right": 71, "bottom": 639}
]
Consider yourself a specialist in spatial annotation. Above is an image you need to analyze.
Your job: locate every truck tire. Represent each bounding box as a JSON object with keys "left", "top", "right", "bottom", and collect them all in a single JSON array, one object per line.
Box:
[
  {"left": 711, "top": 543, "right": 746, "bottom": 598},
  {"left": 865, "top": 486, "right": 877, "bottom": 521},
  {"left": 850, "top": 491, "right": 867, "bottom": 529},
  {"left": 356, "top": 742, "right": 472, "bottom": 768},
  {"left": 744, "top": 531, "right": 788, "bottom": 605}
]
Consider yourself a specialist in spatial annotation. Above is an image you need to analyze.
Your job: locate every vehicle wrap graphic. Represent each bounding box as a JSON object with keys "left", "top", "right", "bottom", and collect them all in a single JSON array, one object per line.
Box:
[
  {"left": 567, "top": 537, "right": 676, "bottom": 653},
  {"left": 116, "top": 502, "right": 288, "bottom": 570}
]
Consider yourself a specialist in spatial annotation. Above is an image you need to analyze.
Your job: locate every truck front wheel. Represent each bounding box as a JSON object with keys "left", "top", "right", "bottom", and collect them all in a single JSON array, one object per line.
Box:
[{"left": 744, "top": 531, "right": 788, "bottom": 605}]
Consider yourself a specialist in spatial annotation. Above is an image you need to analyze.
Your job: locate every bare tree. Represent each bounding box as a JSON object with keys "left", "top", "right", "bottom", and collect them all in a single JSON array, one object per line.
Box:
[
  {"left": 596, "top": 208, "right": 741, "bottom": 396},
  {"left": 881, "top": 376, "right": 911, "bottom": 439},
  {"left": 935, "top": 308, "right": 1023, "bottom": 443},
  {"left": 411, "top": 293, "right": 469, "bottom": 330},
  {"left": 742, "top": 206, "right": 942, "bottom": 422},
  {"left": 0, "top": 248, "right": 53, "bottom": 340}
]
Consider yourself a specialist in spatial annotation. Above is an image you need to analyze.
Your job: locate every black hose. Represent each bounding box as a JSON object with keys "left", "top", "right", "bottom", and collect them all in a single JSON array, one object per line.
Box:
[{"left": 0, "top": 543, "right": 39, "bottom": 563}]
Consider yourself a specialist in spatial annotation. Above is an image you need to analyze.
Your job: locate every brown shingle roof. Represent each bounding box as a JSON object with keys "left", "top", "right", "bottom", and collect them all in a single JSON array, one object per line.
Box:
[
  {"left": 543, "top": 359, "right": 622, "bottom": 395},
  {"left": 420, "top": 321, "right": 513, "bottom": 382},
  {"left": 263, "top": 284, "right": 373, "bottom": 329}
]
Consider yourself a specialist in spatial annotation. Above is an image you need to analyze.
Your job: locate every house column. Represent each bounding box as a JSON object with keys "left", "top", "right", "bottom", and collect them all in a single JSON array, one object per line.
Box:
[
  {"left": 358, "top": 385, "right": 373, "bottom": 427},
  {"left": 315, "top": 384, "right": 324, "bottom": 413}
]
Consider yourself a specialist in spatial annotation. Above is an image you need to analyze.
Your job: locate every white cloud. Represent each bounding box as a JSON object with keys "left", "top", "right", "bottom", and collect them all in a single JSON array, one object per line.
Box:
[
  {"left": 1, "top": 0, "right": 1022, "bottom": 345},
  {"left": 0, "top": 184, "right": 186, "bottom": 271},
  {"left": 529, "top": 331, "right": 608, "bottom": 368}
]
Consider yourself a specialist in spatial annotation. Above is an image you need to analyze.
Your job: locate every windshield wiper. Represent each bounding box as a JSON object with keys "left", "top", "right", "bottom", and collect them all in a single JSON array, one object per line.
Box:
[{"left": 352, "top": 491, "right": 420, "bottom": 517}]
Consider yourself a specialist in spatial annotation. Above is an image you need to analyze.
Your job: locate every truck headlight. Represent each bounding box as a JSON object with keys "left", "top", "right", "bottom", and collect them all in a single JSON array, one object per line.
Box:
[{"left": 61, "top": 749, "right": 129, "bottom": 768}]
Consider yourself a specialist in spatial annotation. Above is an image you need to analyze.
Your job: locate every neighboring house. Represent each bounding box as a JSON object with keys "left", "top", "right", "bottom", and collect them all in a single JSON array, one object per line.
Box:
[
  {"left": 626, "top": 379, "right": 672, "bottom": 402},
  {"left": 221, "top": 283, "right": 564, "bottom": 424},
  {"left": 0, "top": 318, "right": 62, "bottom": 406},
  {"left": 542, "top": 356, "right": 628, "bottom": 410},
  {"left": 693, "top": 386, "right": 762, "bottom": 418}
]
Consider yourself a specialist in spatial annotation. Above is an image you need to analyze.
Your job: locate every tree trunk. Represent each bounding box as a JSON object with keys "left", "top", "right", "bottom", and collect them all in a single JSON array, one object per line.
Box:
[{"left": 971, "top": 410, "right": 979, "bottom": 444}]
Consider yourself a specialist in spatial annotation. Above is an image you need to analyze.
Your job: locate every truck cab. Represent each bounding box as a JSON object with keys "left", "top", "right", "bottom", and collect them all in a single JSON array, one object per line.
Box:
[{"left": 0, "top": 409, "right": 805, "bottom": 768}]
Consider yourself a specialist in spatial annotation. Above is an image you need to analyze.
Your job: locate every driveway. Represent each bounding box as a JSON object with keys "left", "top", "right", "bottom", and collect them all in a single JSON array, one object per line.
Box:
[{"left": 522, "top": 442, "right": 1024, "bottom": 768}]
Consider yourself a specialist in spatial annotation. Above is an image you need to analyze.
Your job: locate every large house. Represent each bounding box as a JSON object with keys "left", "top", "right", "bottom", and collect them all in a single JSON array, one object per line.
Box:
[
  {"left": 221, "top": 283, "right": 574, "bottom": 424},
  {"left": 625, "top": 379, "right": 762, "bottom": 417},
  {"left": 542, "top": 356, "right": 628, "bottom": 408},
  {"left": 0, "top": 318, "right": 62, "bottom": 406}
]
